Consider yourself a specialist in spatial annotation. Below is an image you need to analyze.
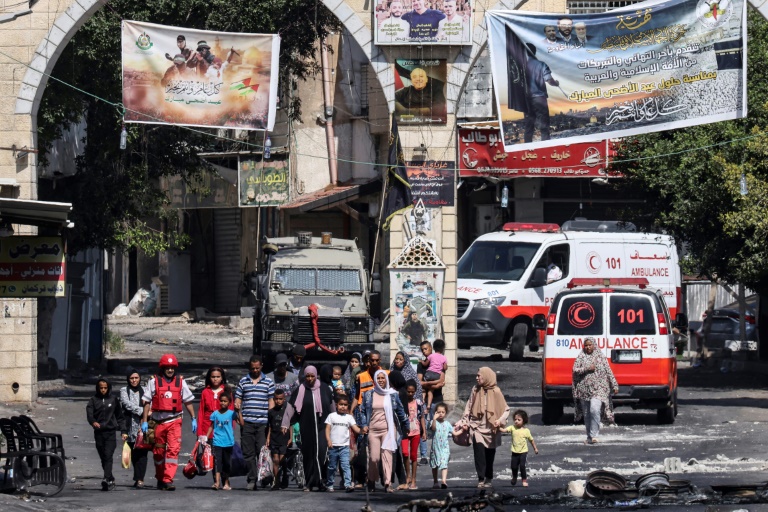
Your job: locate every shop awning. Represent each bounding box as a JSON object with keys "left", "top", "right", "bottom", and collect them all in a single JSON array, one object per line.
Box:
[
  {"left": 281, "top": 180, "right": 380, "bottom": 213},
  {"left": 0, "top": 198, "right": 73, "bottom": 229}
]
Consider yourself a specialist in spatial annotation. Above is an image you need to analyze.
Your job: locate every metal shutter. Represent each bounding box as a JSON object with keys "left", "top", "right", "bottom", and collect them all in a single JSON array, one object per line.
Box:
[{"left": 213, "top": 208, "right": 242, "bottom": 313}]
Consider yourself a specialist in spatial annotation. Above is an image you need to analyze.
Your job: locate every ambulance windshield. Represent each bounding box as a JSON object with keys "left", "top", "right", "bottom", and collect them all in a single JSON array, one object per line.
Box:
[{"left": 458, "top": 242, "right": 540, "bottom": 281}]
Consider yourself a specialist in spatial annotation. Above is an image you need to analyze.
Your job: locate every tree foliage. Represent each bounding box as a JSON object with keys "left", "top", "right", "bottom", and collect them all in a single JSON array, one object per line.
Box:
[
  {"left": 38, "top": 0, "right": 339, "bottom": 254},
  {"left": 612, "top": 9, "right": 768, "bottom": 293}
]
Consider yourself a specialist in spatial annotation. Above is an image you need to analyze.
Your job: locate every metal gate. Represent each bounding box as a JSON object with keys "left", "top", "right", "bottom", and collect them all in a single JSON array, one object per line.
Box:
[{"left": 213, "top": 208, "right": 242, "bottom": 314}]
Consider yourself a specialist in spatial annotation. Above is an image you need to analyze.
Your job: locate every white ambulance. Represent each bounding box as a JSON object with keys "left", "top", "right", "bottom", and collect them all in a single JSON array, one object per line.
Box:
[
  {"left": 535, "top": 278, "right": 685, "bottom": 424},
  {"left": 456, "top": 220, "right": 681, "bottom": 360}
]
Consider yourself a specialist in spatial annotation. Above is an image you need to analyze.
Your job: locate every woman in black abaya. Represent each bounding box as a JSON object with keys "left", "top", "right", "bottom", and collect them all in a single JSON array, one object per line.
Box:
[{"left": 282, "top": 365, "right": 334, "bottom": 491}]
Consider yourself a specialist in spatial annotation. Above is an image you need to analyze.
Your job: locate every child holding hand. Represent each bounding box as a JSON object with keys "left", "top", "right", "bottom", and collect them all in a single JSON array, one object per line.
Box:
[
  {"left": 206, "top": 391, "right": 242, "bottom": 490},
  {"left": 504, "top": 409, "right": 538, "bottom": 487}
]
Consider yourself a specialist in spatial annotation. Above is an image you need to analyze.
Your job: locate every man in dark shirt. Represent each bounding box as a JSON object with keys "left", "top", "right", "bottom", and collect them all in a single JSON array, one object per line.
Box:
[
  {"left": 266, "top": 353, "right": 299, "bottom": 402},
  {"left": 523, "top": 43, "right": 559, "bottom": 142},
  {"left": 394, "top": 66, "right": 447, "bottom": 122},
  {"left": 402, "top": 0, "right": 445, "bottom": 41}
]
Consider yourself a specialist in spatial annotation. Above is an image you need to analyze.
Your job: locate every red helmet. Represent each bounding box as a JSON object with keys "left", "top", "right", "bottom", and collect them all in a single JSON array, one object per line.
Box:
[{"left": 159, "top": 354, "right": 178, "bottom": 368}]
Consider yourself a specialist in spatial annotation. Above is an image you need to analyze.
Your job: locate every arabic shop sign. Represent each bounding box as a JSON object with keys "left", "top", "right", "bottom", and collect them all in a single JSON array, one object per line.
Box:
[
  {"left": 458, "top": 128, "right": 618, "bottom": 178},
  {"left": 239, "top": 157, "right": 289, "bottom": 207},
  {"left": 162, "top": 170, "right": 239, "bottom": 209},
  {"left": 0, "top": 237, "right": 66, "bottom": 297},
  {"left": 485, "top": 0, "right": 747, "bottom": 151},
  {"left": 406, "top": 161, "right": 455, "bottom": 207}
]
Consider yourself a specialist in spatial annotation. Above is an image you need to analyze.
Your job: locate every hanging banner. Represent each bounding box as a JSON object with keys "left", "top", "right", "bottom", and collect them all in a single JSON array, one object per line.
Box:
[
  {"left": 458, "top": 128, "right": 618, "bottom": 178},
  {"left": 374, "top": 0, "right": 473, "bottom": 45},
  {"left": 485, "top": 0, "right": 747, "bottom": 152},
  {"left": 122, "top": 20, "right": 280, "bottom": 131},
  {"left": 395, "top": 59, "right": 447, "bottom": 125},
  {"left": 239, "top": 157, "right": 289, "bottom": 206},
  {"left": 406, "top": 161, "right": 455, "bottom": 206},
  {"left": 0, "top": 237, "right": 66, "bottom": 297}
]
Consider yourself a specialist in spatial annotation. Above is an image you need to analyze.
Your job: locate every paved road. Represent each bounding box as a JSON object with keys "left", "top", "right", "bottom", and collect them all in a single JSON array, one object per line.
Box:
[{"left": 3, "top": 321, "right": 768, "bottom": 511}]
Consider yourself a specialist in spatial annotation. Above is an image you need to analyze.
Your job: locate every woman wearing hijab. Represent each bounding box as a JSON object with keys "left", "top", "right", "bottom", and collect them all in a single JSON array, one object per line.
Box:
[
  {"left": 572, "top": 337, "right": 619, "bottom": 445},
  {"left": 342, "top": 352, "right": 363, "bottom": 392},
  {"left": 282, "top": 365, "right": 334, "bottom": 491},
  {"left": 360, "top": 370, "right": 408, "bottom": 493},
  {"left": 459, "top": 367, "right": 510, "bottom": 488},
  {"left": 119, "top": 371, "right": 149, "bottom": 487},
  {"left": 390, "top": 351, "right": 423, "bottom": 402}
]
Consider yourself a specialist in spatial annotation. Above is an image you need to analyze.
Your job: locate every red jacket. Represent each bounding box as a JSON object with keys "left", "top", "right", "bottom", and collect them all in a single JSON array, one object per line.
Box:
[{"left": 196, "top": 387, "right": 234, "bottom": 438}]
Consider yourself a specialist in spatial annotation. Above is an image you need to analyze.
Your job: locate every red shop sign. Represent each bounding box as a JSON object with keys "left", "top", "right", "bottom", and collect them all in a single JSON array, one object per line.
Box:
[{"left": 458, "top": 128, "right": 619, "bottom": 179}]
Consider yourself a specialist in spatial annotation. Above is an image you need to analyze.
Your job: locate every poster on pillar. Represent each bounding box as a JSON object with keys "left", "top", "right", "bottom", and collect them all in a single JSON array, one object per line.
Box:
[
  {"left": 391, "top": 270, "right": 444, "bottom": 362},
  {"left": 485, "top": 0, "right": 747, "bottom": 152},
  {"left": 0, "top": 237, "right": 66, "bottom": 297},
  {"left": 395, "top": 59, "right": 447, "bottom": 125},
  {"left": 239, "top": 157, "right": 289, "bottom": 206},
  {"left": 374, "top": 0, "right": 473, "bottom": 45},
  {"left": 406, "top": 161, "right": 456, "bottom": 206},
  {"left": 121, "top": 20, "right": 280, "bottom": 131}
]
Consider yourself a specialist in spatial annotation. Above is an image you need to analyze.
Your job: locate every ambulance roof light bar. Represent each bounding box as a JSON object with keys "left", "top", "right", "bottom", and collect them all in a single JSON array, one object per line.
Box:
[
  {"left": 567, "top": 277, "right": 650, "bottom": 289},
  {"left": 501, "top": 222, "right": 561, "bottom": 233}
]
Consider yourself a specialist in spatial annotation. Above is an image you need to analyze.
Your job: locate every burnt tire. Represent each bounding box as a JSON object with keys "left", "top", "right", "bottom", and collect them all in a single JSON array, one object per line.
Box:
[
  {"left": 508, "top": 323, "right": 527, "bottom": 361},
  {"left": 541, "top": 395, "right": 563, "bottom": 425}
]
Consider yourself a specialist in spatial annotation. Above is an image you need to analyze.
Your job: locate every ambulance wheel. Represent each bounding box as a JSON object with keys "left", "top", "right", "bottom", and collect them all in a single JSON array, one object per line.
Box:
[
  {"left": 542, "top": 396, "right": 563, "bottom": 425},
  {"left": 657, "top": 396, "right": 676, "bottom": 425},
  {"left": 508, "top": 324, "right": 527, "bottom": 361}
]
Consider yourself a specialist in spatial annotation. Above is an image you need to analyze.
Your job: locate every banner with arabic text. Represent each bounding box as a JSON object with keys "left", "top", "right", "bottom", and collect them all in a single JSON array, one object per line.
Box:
[
  {"left": 459, "top": 128, "right": 618, "bottom": 178},
  {"left": 406, "top": 161, "right": 455, "bottom": 206},
  {"left": 122, "top": 20, "right": 280, "bottom": 131},
  {"left": 239, "top": 157, "right": 289, "bottom": 206},
  {"left": 486, "top": 0, "right": 746, "bottom": 151},
  {"left": 0, "top": 237, "right": 66, "bottom": 297}
]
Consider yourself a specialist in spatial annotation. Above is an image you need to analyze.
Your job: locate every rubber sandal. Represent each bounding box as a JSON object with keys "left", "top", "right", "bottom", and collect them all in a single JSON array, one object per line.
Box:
[
  {"left": 397, "top": 484, "right": 409, "bottom": 491},
  {"left": 441, "top": 483, "right": 448, "bottom": 489},
  {"left": 212, "top": 484, "right": 220, "bottom": 490},
  {"left": 522, "top": 481, "right": 529, "bottom": 487},
  {"left": 409, "top": 484, "right": 418, "bottom": 490}
]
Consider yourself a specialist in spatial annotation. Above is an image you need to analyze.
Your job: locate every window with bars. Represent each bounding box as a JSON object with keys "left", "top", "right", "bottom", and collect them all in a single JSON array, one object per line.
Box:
[{"left": 567, "top": 0, "right": 644, "bottom": 14}]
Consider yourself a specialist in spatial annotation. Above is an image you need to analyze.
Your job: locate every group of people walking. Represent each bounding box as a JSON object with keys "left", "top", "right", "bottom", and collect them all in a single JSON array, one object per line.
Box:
[{"left": 87, "top": 337, "right": 618, "bottom": 492}]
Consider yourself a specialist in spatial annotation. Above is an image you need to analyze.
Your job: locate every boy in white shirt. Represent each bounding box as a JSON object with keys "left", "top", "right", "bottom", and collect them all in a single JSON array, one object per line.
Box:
[{"left": 325, "top": 396, "right": 361, "bottom": 492}]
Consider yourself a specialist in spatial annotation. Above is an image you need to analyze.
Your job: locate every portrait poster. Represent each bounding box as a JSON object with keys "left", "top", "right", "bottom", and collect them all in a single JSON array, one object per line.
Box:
[
  {"left": 395, "top": 59, "right": 448, "bottom": 125},
  {"left": 122, "top": 20, "right": 280, "bottom": 131},
  {"left": 390, "top": 270, "right": 444, "bottom": 361},
  {"left": 406, "top": 161, "right": 455, "bottom": 206},
  {"left": 239, "top": 157, "right": 289, "bottom": 206},
  {"left": 374, "top": 0, "right": 473, "bottom": 45},
  {"left": 0, "top": 237, "right": 66, "bottom": 297},
  {"left": 485, "top": 0, "right": 747, "bottom": 151}
]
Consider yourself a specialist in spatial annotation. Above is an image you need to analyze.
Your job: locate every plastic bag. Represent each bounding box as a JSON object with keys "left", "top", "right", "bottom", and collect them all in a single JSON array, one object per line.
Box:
[
  {"left": 135, "top": 426, "right": 153, "bottom": 451},
  {"left": 200, "top": 442, "right": 214, "bottom": 473},
  {"left": 121, "top": 441, "right": 131, "bottom": 469},
  {"left": 231, "top": 442, "right": 248, "bottom": 477},
  {"left": 257, "top": 445, "right": 272, "bottom": 483},
  {"left": 128, "top": 289, "right": 150, "bottom": 316},
  {"left": 452, "top": 420, "right": 471, "bottom": 447}
]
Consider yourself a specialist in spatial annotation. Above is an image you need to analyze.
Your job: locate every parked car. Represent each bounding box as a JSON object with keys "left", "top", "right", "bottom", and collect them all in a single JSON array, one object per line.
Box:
[{"left": 693, "top": 300, "right": 757, "bottom": 351}]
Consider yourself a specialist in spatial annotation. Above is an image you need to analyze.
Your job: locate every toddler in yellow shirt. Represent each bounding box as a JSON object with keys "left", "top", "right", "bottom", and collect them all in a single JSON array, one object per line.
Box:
[{"left": 504, "top": 409, "right": 538, "bottom": 486}]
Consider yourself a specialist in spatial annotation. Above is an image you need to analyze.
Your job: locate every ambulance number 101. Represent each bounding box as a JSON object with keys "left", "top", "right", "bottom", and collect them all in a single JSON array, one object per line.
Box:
[
  {"left": 617, "top": 308, "right": 644, "bottom": 323},
  {"left": 606, "top": 257, "right": 621, "bottom": 269}
]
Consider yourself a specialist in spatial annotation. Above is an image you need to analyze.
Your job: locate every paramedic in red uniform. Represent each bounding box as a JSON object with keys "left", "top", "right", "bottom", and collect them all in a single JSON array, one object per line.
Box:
[{"left": 140, "top": 354, "right": 196, "bottom": 490}]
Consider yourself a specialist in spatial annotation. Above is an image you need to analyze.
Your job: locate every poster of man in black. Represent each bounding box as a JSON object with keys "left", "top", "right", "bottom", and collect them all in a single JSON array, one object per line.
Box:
[{"left": 394, "top": 59, "right": 447, "bottom": 124}]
